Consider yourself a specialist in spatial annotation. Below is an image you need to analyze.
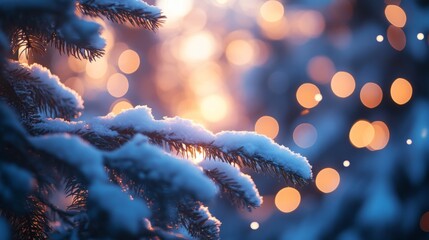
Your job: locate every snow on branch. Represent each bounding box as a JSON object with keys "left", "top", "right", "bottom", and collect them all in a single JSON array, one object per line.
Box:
[
  {"left": 200, "top": 160, "right": 262, "bottom": 210},
  {"left": 2, "top": 62, "right": 83, "bottom": 121},
  {"left": 179, "top": 202, "right": 221, "bottom": 240},
  {"left": 78, "top": 0, "right": 165, "bottom": 31},
  {"left": 34, "top": 105, "right": 312, "bottom": 184},
  {"left": 105, "top": 134, "right": 218, "bottom": 201}
]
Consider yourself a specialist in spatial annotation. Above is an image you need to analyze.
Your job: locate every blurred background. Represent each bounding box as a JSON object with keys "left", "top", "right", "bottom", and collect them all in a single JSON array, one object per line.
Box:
[{"left": 24, "top": 0, "right": 429, "bottom": 239}]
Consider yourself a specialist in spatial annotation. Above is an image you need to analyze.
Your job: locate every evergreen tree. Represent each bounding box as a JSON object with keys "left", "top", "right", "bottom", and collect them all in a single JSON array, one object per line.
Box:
[{"left": 0, "top": 0, "right": 312, "bottom": 239}]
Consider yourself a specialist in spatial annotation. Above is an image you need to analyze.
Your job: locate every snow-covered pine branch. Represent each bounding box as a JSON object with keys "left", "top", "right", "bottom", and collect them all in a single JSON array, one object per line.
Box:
[{"left": 78, "top": 0, "right": 165, "bottom": 31}]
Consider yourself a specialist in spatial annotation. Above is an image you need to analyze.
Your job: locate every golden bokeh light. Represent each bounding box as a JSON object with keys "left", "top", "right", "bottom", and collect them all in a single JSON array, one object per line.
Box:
[
  {"left": 193, "top": 151, "right": 205, "bottom": 164},
  {"left": 376, "top": 35, "right": 384, "bottom": 42},
  {"left": 118, "top": 49, "right": 140, "bottom": 74},
  {"left": 349, "top": 120, "right": 375, "bottom": 148},
  {"left": 343, "top": 160, "right": 350, "bottom": 167},
  {"left": 86, "top": 58, "right": 108, "bottom": 79},
  {"left": 420, "top": 211, "right": 429, "bottom": 232},
  {"left": 275, "top": 187, "right": 301, "bottom": 213},
  {"left": 360, "top": 82, "right": 383, "bottom": 108},
  {"left": 110, "top": 99, "right": 133, "bottom": 115},
  {"left": 390, "top": 78, "right": 412, "bottom": 105},
  {"left": 260, "top": 0, "right": 284, "bottom": 23},
  {"left": 180, "top": 31, "right": 217, "bottom": 62},
  {"left": 367, "top": 121, "right": 390, "bottom": 151},
  {"left": 315, "top": 168, "right": 340, "bottom": 193},
  {"left": 107, "top": 73, "right": 129, "bottom": 98},
  {"left": 293, "top": 123, "right": 317, "bottom": 148},
  {"left": 255, "top": 116, "right": 280, "bottom": 139},
  {"left": 68, "top": 56, "right": 86, "bottom": 73},
  {"left": 188, "top": 62, "right": 223, "bottom": 96},
  {"left": 250, "top": 222, "right": 259, "bottom": 230},
  {"left": 64, "top": 77, "right": 85, "bottom": 97},
  {"left": 406, "top": 139, "right": 413, "bottom": 145},
  {"left": 200, "top": 94, "right": 229, "bottom": 123},
  {"left": 387, "top": 25, "right": 406, "bottom": 51},
  {"left": 331, "top": 71, "right": 356, "bottom": 98},
  {"left": 296, "top": 10, "right": 325, "bottom": 38},
  {"left": 417, "top": 33, "right": 425, "bottom": 40},
  {"left": 385, "top": 5, "right": 407, "bottom": 28},
  {"left": 226, "top": 39, "right": 255, "bottom": 66},
  {"left": 157, "top": 0, "right": 193, "bottom": 21},
  {"left": 258, "top": 17, "right": 288, "bottom": 40},
  {"left": 307, "top": 56, "right": 335, "bottom": 84},
  {"left": 296, "top": 83, "right": 322, "bottom": 108}
]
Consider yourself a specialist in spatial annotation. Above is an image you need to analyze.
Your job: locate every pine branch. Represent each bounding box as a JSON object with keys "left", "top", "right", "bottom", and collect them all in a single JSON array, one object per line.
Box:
[
  {"left": 78, "top": 0, "right": 165, "bottom": 31},
  {"left": 48, "top": 34, "right": 104, "bottom": 62},
  {"left": 179, "top": 202, "right": 221, "bottom": 240},
  {"left": 201, "top": 161, "right": 262, "bottom": 210}
]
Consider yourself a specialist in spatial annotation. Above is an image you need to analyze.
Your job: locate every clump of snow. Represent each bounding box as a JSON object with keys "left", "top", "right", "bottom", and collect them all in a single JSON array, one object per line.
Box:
[
  {"left": 27, "top": 63, "right": 84, "bottom": 111},
  {"left": 214, "top": 131, "right": 312, "bottom": 180},
  {"left": 0, "top": 217, "right": 10, "bottom": 240},
  {"left": 57, "top": 18, "right": 106, "bottom": 49},
  {"left": 83, "top": 0, "right": 162, "bottom": 16},
  {"left": 30, "top": 134, "right": 106, "bottom": 182},
  {"left": 34, "top": 118, "right": 86, "bottom": 133},
  {"left": 200, "top": 160, "right": 262, "bottom": 207},
  {"left": 99, "top": 106, "right": 215, "bottom": 143},
  {"left": 107, "top": 134, "right": 218, "bottom": 201},
  {"left": 88, "top": 182, "right": 150, "bottom": 235}
]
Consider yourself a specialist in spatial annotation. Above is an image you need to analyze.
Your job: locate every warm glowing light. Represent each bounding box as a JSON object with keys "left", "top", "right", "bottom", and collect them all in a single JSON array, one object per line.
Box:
[
  {"left": 180, "top": 31, "right": 217, "bottom": 62},
  {"left": 110, "top": 99, "right": 133, "bottom": 115},
  {"left": 64, "top": 77, "right": 85, "bottom": 97},
  {"left": 193, "top": 151, "right": 205, "bottom": 164},
  {"left": 296, "top": 10, "right": 325, "bottom": 38},
  {"left": 157, "top": 0, "right": 193, "bottom": 21},
  {"left": 68, "top": 56, "right": 86, "bottom": 73},
  {"left": 315, "top": 168, "right": 340, "bottom": 193},
  {"left": 385, "top": 5, "right": 407, "bottom": 28},
  {"left": 293, "top": 123, "right": 317, "bottom": 149},
  {"left": 307, "top": 56, "right": 335, "bottom": 84},
  {"left": 420, "top": 211, "right": 429, "bottom": 232},
  {"left": 226, "top": 40, "right": 255, "bottom": 66},
  {"left": 360, "top": 82, "right": 383, "bottom": 109},
  {"left": 275, "top": 187, "right": 301, "bottom": 213},
  {"left": 250, "top": 222, "right": 259, "bottom": 230},
  {"left": 376, "top": 35, "right": 384, "bottom": 42},
  {"left": 315, "top": 93, "right": 323, "bottom": 102},
  {"left": 406, "top": 139, "right": 412, "bottom": 145},
  {"left": 118, "top": 49, "right": 140, "bottom": 74},
  {"left": 18, "top": 46, "right": 29, "bottom": 64},
  {"left": 331, "top": 71, "right": 356, "bottom": 98},
  {"left": 349, "top": 120, "right": 375, "bottom": 148},
  {"left": 258, "top": 17, "right": 288, "bottom": 40},
  {"left": 188, "top": 62, "right": 223, "bottom": 96},
  {"left": 260, "top": 0, "right": 284, "bottom": 23},
  {"left": 255, "top": 116, "right": 279, "bottom": 139},
  {"left": 387, "top": 25, "right": 406, "bottom": 51},
  {"left": 368, "top": 121, "right": 390, "bottom": 151},
  {"left": 107, "top": 73, "right": 129, "bottom": 98},
  {"left": 343, "top": 160, "right": 350, "bottom": 167},
  {"left": 390, "top": 78, "right": 412, "bottom": 105},
  {"left": 296, "top": 83, "right": 322, "bottom": 108},
  {"left": 86, "top": 58, "right": 108, "bottom": 79},
  {"left": 200, "top": 94, "right": 229, "bottom": 122},
  {"left": 417, "top": 33, "right": 425, "bottom": 40}
]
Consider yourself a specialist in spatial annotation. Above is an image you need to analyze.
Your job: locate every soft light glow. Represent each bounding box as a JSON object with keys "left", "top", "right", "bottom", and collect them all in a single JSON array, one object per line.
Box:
[
  {"left": 293, "top": 123, "right": 318, "bottom": 148},
  {"left": 349, "top": 120, "right": 375, "bottom": 148},
  {"left": 68, "top": 56, "right": 86, "bottom": 73},
  {"left": 376, "top": 35, "right": 384, "bottom": 42},
  {"left": 315, "top": 168, "right": 340, "bottom": 193},
  {"left": 193, "top": 151, "right": 205, "bottom": 164},
  {"left": 417, "top": 33, "right": 425, "bottom": 40},
  {"left": 200, "top": 94, "right": 229, "bottom": 122},
  {"left": 258, "top": 17, "right": 288, "bottom": 40},
  {"left": 343, "top": 160, "right": 350, "bottom": 167},
  {"left": 260, "top": 0, "right": 284, "bottom": 23},
  {"left": 296, "top": 83, "right": 322, "bottom": 108},
  {"left": 86, "top": 58, "right": 108, "bottom": 79},
  {"left": 157, "top": 0, "right": 193, "bottom": 21},
  {"left": 331, "top": 71, "right": 356, "bottom": 98},
  {"left": 368, "top": 121, "right": 390, "bottom": 151},
  {"left": 118, "top": 49, "right": 140, "bottom": 74},
  {"left": 307, "top": 56, "right": 335, "bottom": 84},
  {"left": 360, "top": 82, "right": 383, "bottom": 108},
  {"left": 406, "top": 139, "right": 412, "bottom": 145},
  {"left": 180, "top": 31, "right": 217, "bottom": 62},
  {"left": 390, "top": 78, "right": 412, "bottom": 105},
  {"left": 387, "top": 25, "right": 406, "bottom": 51},
  {"left": 255, "top": 116, "right": 279, "bottom": 139},
  {"left": 110, "top": 99, "right": 133, "bottom": 115},
  {"left": 296, "top": 10, "right": 325, "bottom": 38},
  {"left": 420, "top": 211, "right": 429, "bottom": 232},
  {"left": 107, "top": 73, "right": 129, "bottom": 98},
  {"left": 64, "top": 77, "right": 85, "bottom": 97},
  {"left": 385, "top": 5, "right": 407, "bottom": 28},
  {"left": 226, "top": 39, "right": 255, "bottom": 66},
  {"left": 275, "top": 187, "right": 301, "bottom": 213},
  {"left": 250, "top": 222, "right": 259, "bottom": 230}
]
